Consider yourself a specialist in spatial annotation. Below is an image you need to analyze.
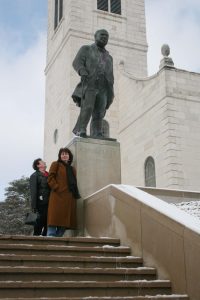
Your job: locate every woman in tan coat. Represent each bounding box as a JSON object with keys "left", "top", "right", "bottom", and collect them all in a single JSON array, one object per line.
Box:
[{"left": 47, "top": 148, "right": 80, "bottom": 237}]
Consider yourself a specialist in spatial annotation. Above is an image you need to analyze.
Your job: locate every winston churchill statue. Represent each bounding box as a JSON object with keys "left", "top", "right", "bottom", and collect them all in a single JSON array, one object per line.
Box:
[{"left": 72, "top": 29, "right": 114, "bottom": 138}]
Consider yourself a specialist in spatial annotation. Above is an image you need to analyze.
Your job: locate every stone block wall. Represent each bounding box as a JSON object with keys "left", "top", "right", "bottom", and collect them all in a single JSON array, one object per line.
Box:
[
  {"left": 118, "top": 66, "right": 200, "bottom": 191},
  {"left": 165, "top": 69, "right": 200, "bottom": 190}
]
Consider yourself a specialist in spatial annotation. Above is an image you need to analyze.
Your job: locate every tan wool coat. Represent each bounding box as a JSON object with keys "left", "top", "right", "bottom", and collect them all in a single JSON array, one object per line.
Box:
[{"left": 47, "top": 161, "right": 77, "bottom": 228}]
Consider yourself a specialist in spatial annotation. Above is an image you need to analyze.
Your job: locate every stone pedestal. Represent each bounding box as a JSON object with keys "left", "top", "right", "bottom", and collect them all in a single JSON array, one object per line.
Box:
[
  {"left": 66, "top": 137, "right": 121, "bottom": 235},
  {"left": 159, "top": 56, "right": 174, "bottom": 69}
]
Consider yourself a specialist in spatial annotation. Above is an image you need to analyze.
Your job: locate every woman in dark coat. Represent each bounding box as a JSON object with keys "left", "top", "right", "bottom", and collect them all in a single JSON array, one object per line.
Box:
[
  {"left": 30, "top": 158, "right": 50, "bottom": 236},
  {"left": 47, "top": 148, "right": 80, "bottom": 237}
]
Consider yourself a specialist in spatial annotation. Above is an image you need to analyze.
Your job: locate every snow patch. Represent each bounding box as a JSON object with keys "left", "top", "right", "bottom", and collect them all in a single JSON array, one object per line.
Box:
[{"left": 171, "top": 201, "right": 200, "bottom": 221}]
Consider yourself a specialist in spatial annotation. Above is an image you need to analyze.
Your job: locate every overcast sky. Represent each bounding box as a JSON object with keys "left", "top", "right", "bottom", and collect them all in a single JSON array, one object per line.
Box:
[{"left": 0, "top": 0, "right": 200, "bottom": 201}]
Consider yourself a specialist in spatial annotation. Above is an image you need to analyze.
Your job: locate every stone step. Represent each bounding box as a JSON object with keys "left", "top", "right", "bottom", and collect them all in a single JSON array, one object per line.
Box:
[
  {"left": 0, "top": 254, "right": 143, "bottom": 268},
  {"left": 0, "top": 236, "right": 188, "bottom": 299},
  {"left": 0, "top": 296, "right": 189, "bottom": 300},
  {"left": 0, "top": 266, "right": 156, "bottom": 281},
  {"left": 0, "top": 235, "right": 120, "bottom": 247},
  {"left": 0, "top": 280, "right": 172, "bottom": 298},
  {"left": 0, "top": 244, "right": 130, "bottom": 257}
]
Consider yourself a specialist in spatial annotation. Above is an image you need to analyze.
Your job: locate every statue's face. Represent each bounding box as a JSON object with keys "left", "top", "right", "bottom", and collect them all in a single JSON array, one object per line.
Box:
[{"left": 95, "top": 31, "right": 109, "bottom": 48}]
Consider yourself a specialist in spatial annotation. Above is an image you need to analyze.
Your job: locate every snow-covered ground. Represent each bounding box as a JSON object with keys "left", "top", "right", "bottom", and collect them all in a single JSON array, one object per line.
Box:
[{"left": 171, "top": 201, "right": 200, "bottom": 221}]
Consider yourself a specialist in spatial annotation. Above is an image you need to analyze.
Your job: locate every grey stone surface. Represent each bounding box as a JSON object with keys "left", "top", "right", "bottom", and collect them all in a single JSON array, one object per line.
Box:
[{"left": 67, "top": 137, "right": 121, "bottom": 235}]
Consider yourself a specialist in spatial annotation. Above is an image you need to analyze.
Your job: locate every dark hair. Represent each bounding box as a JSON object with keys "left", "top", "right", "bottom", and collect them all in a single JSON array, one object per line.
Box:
[
  {"left": 58, "top": 148, "right": 73, "bottom": 165},
  {"left": 32, "top": 158, "right": 42, "bottom": 171}
]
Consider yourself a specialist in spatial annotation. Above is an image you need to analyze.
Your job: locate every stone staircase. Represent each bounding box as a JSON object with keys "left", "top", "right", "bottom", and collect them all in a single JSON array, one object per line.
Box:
[{"left": 0, "top": 235, "right": 188, "bottom": 299}]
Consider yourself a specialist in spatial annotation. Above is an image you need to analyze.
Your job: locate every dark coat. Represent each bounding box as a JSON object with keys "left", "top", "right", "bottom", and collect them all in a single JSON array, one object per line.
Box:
[
  {"left": 47, "top": 161, "right": 77, "bottom": 229},
  {"left": 30, "top": 171, "right": 50, "bottom": 210},
  {"left": 72, "top": 43, "right": 114, "bottom": 109}
]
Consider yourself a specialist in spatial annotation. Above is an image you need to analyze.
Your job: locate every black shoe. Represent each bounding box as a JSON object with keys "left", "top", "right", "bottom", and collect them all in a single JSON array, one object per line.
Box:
[
  {"left": 95, "top": 133, "right": 103, "bottom": 138},
  {"left": 80, "top": 132, "right": 87, "bottom": 138}
]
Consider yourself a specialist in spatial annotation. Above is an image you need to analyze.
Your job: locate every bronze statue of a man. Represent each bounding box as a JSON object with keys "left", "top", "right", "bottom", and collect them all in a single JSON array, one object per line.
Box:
[{"left": 72, "top": 29, "right": 114, "bottom": 138}]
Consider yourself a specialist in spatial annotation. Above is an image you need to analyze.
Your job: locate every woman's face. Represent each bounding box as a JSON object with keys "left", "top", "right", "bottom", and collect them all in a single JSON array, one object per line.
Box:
[
  {"left": 38, "top": 160, "right": 46, "bottom": 171},
  {"left": 60, "top": 151, "right": 70, "bottom": 163}
]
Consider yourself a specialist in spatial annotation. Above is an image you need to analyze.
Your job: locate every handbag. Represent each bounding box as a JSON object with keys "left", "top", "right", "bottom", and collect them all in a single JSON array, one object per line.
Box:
[{"left": 24, "top": 211, "right": 37, "bottom": 226}]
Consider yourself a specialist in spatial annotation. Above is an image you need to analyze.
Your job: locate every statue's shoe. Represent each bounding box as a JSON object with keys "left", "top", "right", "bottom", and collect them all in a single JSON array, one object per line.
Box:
[
  {"left": 95, "top": 133, "right": 103, "bottom": 138},
  {"left": 80, "top": 132, "right": 87, "bottom": 138}
]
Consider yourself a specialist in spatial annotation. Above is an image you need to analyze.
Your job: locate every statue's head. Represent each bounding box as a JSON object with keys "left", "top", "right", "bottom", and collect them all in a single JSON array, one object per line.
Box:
[{"left": 94, "top": 29, "right": 109, "bottom": 48}]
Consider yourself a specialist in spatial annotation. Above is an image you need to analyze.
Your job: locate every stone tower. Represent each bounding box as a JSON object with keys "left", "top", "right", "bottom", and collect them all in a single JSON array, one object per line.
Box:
[{"left": 44, "top": 0, "right": 148, "bottom": 164}]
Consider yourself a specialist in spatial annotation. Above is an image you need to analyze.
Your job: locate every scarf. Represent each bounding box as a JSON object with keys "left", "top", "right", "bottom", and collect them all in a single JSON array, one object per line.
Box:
[{"left": 59, "top": 161, "right": 81, "bottom": 199}]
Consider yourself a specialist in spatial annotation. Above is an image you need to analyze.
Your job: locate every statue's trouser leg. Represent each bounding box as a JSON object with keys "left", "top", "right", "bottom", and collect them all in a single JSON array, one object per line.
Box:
[
  {"left": 91, "top": 89, "right": 107, "bottom": 136},
  {"left": 72, "top": 114, "right": 81, "bottom": 135},
  {"left": 79, "top": 90, "right": 97, "bottom": 134}
]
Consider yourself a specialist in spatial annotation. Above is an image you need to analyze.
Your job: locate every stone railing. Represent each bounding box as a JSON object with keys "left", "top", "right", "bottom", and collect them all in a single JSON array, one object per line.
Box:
[
  {"left": 84, "top": 184, "right": 200, "bottom": 300},
  {"left": 137, "top": 186, "right": 200, "bottom": 203}
]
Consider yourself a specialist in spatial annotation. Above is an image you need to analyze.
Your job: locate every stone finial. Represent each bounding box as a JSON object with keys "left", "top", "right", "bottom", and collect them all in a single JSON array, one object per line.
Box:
[
  {"left": 161, "top": 44, "right": 170, "bottom": 57},
  {"left": 159, "top": 44, "right": 174, "bottom": 69}
]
